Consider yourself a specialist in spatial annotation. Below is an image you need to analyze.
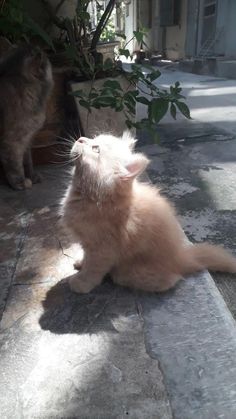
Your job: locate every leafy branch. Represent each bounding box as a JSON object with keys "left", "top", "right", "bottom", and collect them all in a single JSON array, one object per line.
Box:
[{"left": 72, "top": 45, "right": 191, "bottom": 142}]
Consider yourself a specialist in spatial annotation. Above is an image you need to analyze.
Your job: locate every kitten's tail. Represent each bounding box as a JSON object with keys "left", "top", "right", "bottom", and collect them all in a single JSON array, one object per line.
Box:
[{"left": 181, "top": 243, "right": 236, "bottom": 275}]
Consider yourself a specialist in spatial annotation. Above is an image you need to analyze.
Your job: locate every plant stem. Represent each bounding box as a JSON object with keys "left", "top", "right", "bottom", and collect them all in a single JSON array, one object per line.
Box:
[
  {"left": 90, "top": 0, "right": 116, "bottom": 52},
  {"left": 0, "top": 0, "right": 6, "bottom": 13}
]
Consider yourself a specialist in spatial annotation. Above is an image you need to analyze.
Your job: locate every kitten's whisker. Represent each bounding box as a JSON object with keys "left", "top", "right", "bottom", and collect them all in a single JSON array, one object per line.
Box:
[
  {"left": 70, "top": 128, "right": 80, "bottom": 141},
  {"left": 56, "top": 135, "right": 75, "bottom": 145},
  {"left": 56, "top": 133, "right": 74, "bottom": 141},
  {"left": 51, "top": 159, "right": 76, "bottom": 166},
  {"left": 68, "top": 132, "right": 77, "bottom": 142},
  {"left": 54, "top": 151, "right": 72, "bottom": 157}
]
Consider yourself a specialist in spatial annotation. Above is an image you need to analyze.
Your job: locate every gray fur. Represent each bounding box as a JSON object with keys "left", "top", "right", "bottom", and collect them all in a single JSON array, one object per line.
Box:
[{"left": 0, "top": 45, "right": 53, "bottom": 190}]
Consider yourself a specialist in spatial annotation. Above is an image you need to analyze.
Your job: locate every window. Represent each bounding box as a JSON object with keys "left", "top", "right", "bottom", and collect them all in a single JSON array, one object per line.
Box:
[
  {"left": 160, "top": 0, "right": 181, "bottom": 27},
  {"left": 204, "top": 4, "right": 216, "bottom": 17}
]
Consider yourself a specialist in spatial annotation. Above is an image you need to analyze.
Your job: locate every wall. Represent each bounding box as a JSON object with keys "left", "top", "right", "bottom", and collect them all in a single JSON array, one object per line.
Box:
[
  {"left": 124, "top": 1, "right": 137, "bottom": 53},
  {"left": 150, "top": 0, "right": 188, "bottom": 60},
  {"left": 224, "top": 0, "right": 236, "bottom": 58},
  {"left": 164, "top": 0, "right": 188, "bottom": 60},
  {"left": 124, "top": 0, "right": 154, "bottom": 53},
  {"left": 150, "top": 0, "right": 163, "bottom": 52},
  {"left": 185, "top": 0, "right": 236, "bottom": 59},
  {"left": 185, "top": 0, "right": 200, "bottom": 57},
  {"left": 212, "top": 0, "right": 228, "bottom": 57}
]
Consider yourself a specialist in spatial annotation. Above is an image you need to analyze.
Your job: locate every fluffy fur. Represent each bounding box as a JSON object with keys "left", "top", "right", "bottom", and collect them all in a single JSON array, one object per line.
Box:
[
  {"left": 61, "top": 132, "right": 236, "bottom": 293},
  {"left": 0, "top": 45, "right": 53, "bottom": 190}
]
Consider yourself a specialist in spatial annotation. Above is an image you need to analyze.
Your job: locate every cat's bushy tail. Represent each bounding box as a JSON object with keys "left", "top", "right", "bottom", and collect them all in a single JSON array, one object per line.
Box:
[{"left": 180, "top": 243, "right": 236, "bottom": 275}]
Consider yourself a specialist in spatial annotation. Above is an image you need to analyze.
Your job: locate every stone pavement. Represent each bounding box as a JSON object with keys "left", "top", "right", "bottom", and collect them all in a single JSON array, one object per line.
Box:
[
  {"left": 0, "top": 166, "right": 173, "bottom": 419},
  {"left": 1, "top": 69, "right": 236, "bottom": 418},
  {"left": 153, "top": 68, "right": 236, "bottom": 316}
]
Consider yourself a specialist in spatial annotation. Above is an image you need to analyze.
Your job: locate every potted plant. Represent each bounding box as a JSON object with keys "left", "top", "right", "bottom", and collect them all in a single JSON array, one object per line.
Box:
[
  {"left": 68, "top": 25, "right": 191, "bottom": 140},
  {"left": 32, "top": 0, "right": 191, "bottom": 140}
]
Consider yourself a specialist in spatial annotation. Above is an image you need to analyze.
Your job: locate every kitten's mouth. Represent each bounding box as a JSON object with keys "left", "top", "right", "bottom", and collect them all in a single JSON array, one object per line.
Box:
[
  {"left": 71, "top": 142, "right": 83, "bottom": 159},
  {"left": 71, "top": 150, "right": 82, "bottom": 160}
]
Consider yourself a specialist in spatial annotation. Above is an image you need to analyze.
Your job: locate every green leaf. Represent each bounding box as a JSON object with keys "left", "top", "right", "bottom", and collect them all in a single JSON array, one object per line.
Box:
[
  {"left": 103, "top": 79, "right": 123, "bottom": 91},
  {"left": 142, "top": 63, "right": 155, "bottom": 71},
  {"left": 115, "top": 32, "right": 126, "bottom": 40},
  {"left": 71, "top": 89, "right": 85, "bottom": 98},
  {"left": 94, "top": 96, "right": 117, "bottom": 107},
  {"left": 119, "top": 48, "right": 130, "bottom": 58},
  {"left": 124, "top": 100, "right": 136, "bottom": 115},
  {"left": 92, "top": 103, "right": 101, "bottom": 109},
  {"left": 115, "top": 103, "right": 124, "bottom": 112},
  {"left": 136, "top": 97, "right": 150, "bottom": 105},
  {"left": 79, "top": 11, "right": 90, "bottom": 21},
  {"left": 89, "top": 92, "right": 99, "bottom": 99},
  {"left": 149, "top": 99, "right": 169, "bottom": 123},
  {"left": 125, "top": 119, "right": 133, "bottom": 129},
  {"left": 133, "top": 28, "right": 148, "bottom": 45},
  {"left": 176, "top": 101, "right": 191, "bottom": 119},
  {"left": 131, "top": 63, "right": 142, "bottom": 71},
  {"left": 130, "top": 64, "right": 145, "bottom": 80},
  {"left": 124, "top": 91, "right": 136, "bottom": 105},
  {"left": 147, "top": 70, "right": 161, "bottom": 82},
  {"left": 133, "top": 30, "right": 144, "bottom": 44},
  {"left": 24, "top": 15, "right": 55, "bottom": 51},
  {"left": 100, "top": 87, "right": 114, "bottom": 96},
  {"left": 125, "top": 90, "right": 139, "bottom": 98},
  {"left": 175, "top": 93, "right": 185, "bottom": 99},
  {"left": 170, "top": 103, "right": 177, "bottom": 120},
  {"left": 79, "top": 100, "right": 91, "bottom": 111}
]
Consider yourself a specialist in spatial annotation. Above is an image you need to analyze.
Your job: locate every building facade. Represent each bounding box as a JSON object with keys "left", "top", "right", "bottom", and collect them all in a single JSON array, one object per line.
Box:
[
  {"left": 185, "top": 0, "right": 236, "bottom": 59},
  {"left": 122, "top": 0, "right": 236, "bottom": 62}
]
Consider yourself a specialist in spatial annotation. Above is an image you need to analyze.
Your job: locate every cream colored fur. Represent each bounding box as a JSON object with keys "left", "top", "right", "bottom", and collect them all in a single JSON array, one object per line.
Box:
[{"left": 61, "top": 132, "right": 236, "bottom": 293}]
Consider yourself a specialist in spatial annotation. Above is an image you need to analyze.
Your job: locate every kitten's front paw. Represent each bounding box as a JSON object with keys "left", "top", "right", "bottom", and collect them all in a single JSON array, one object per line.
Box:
[
  {"left": 8, "top": 175, "right": 32, "bottom": 190},
  {"left": 24, "top": 178, "right": 33, "bottom": 189},
  {"left": 69, "top": 277, "right": 94, "bottom": 294},
  {"left": 31, "top": 171, "right": 42, "bottom": 184}
]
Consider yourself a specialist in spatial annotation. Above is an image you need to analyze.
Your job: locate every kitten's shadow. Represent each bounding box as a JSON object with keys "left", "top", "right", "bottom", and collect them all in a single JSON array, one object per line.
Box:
[{"left": 39, "top": 273, "right": 125, "bottom": 335}]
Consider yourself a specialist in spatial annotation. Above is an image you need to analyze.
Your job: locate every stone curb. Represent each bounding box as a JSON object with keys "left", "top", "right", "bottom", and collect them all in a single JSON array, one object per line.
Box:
[{"left": 139, "top": 257, "right": 236, "bottom": 419}]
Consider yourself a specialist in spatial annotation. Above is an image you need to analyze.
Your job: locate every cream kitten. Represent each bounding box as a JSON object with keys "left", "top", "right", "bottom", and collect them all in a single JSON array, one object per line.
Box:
[{"left": 61, "top": 132, "right": 236, "bottom": 294}]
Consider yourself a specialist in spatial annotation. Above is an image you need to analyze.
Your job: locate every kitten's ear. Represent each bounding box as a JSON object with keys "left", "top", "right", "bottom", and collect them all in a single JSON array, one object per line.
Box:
[
  {"left": 121, "top": 154, "right": 150, "bottom": 180},
  {"left": 122, "top": 131, "right": 137, "bottom": 150}
]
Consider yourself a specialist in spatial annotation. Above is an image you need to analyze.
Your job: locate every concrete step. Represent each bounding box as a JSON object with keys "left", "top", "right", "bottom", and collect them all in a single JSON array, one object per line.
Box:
[{"left": 217, "top": 60, "right": 236, "bottom": 79}]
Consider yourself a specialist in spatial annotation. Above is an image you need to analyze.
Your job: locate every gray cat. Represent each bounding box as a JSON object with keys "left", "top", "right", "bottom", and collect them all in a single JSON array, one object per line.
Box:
[{"left": 0, "top": 45, "right": 53, "bottom": 190}]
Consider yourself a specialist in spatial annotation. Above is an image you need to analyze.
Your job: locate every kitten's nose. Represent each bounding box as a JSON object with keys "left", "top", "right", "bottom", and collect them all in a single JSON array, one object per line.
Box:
[{"left": 77, "top": 137, "right": 87, "bottom": 144}]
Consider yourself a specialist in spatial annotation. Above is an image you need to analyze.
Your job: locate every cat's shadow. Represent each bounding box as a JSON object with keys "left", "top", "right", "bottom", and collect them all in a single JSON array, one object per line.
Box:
[{"left": 39, "top": 274, "right": 131, "bottom": 335}]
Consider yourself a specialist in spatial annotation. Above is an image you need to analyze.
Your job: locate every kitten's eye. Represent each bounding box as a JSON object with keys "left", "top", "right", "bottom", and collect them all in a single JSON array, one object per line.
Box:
[{"left": 92, "top": 145, "right": 100, "bottom": 153}]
